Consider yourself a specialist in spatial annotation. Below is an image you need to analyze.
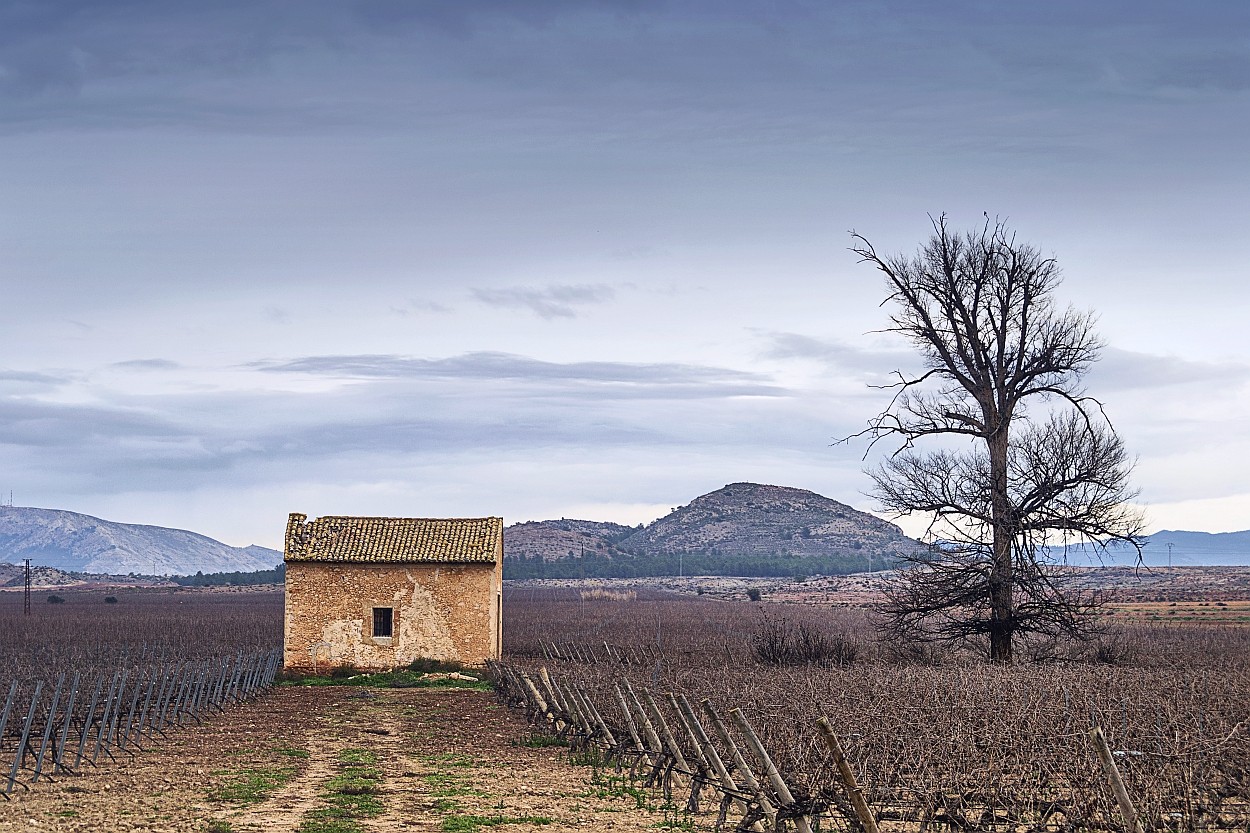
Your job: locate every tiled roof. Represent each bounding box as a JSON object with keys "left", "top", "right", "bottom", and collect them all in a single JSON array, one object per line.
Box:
[{"left": 284, "top": 513, "right": 502, "bottom": 564}]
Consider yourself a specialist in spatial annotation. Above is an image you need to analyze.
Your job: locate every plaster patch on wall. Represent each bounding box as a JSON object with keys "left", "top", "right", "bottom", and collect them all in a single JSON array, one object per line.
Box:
[
  {"left": 399, "top": 572, "right": 457, "bottom": 660},
  {"left": 321, "top": 618, "right": 371, "bottom": 667}
]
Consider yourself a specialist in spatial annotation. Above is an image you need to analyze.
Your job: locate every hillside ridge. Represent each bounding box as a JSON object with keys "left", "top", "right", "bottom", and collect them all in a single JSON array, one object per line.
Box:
[
  {"left": 0, "top": 506, "right": 282, "bottom": 576},
  {"left": 504, "top": 482, "right": 922, "bottom": 578}
]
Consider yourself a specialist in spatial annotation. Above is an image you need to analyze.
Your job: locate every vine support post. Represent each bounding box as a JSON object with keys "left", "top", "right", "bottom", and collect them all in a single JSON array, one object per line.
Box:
[
  {"left": 815, "top": 716, "right": 879, "bottom": 833},
  {"left": 729, "top": 707, "right": 813, "bottom": 833},
  {"left": 1090, "top": 726, "right": 1145, "bottom": 833}
]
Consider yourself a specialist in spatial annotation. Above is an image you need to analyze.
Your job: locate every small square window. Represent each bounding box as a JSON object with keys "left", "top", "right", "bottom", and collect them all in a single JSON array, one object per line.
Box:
[{"left": 372, "top": 607, "right": 393, "bottom": 638}]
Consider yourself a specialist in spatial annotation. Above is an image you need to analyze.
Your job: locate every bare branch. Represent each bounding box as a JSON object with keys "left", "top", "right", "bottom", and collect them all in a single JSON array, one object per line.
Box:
[{"left": 849, "top": 217, "right": 1142, "bottom": 662}]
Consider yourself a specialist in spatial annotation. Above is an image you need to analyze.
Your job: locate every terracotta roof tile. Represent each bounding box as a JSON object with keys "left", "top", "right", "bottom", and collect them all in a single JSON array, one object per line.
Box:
[{"left": 284, "top": 513, "right": 502, "bottom": 564}]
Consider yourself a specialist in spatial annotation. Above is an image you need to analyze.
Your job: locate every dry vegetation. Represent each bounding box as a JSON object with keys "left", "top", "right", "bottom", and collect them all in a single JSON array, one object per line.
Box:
[
  {"left": 503, "top": 587, "right": 1250, "bottom": 832},
  {"left": 5, "top": 579, "right": 1250, "bottom": 830},
  {"left": 0, "top": 587, "right": 283, "bottom": 679}
]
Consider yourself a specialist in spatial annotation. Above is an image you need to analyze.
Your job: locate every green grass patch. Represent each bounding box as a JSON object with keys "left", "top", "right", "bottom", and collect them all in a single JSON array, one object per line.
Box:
[
  {"left": 586, "top": 769, "right": 652, "bottom": 809},
  {"left": 296, "top": 816, "right": 362, "bottom": 833},
  {"left": 282, "top": 670, "right": 492, "bottom": 690},
  {"left": 422, "top": 752, "right": 480, "bottom": 767},
  {"left": 274, "top": 745, "right": 311, "bottom": 759},
  {"left": 208, "top": 766, "right": 297, "bottom": 805},
  {"left": 513, "top": 732, "right": 568, "bottom": 749},
  {"left": 422, "top": 769, "right": 488, "bottom": 797},
  {"left": 296, "top": 747, "right": 385, "bottom": 833},
  {"left": 655, "top": 806, "right": 696, "bottom": 831},
  {"left": 568, "top": 747, "right": 610, "bottom": 767}
]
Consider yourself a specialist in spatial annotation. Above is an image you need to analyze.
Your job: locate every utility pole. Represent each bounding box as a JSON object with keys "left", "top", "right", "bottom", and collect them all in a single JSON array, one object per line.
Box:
[
  {"left": 23, "top": 558, "right": 31, "bottom": 615},
  {"left": 1167, "top": 542, "right": 1173, "bottom": 568}
]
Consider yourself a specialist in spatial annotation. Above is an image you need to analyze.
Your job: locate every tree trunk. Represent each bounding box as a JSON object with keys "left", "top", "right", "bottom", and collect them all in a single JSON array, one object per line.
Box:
[{"left": 988, "top": 427, "right": 1014, "bottom": 664}]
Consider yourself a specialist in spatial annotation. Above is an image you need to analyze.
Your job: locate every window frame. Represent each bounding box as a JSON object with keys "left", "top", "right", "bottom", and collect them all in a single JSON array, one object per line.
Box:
[{"left": 372, "top": 606, "right": 394, "bottom": 639}]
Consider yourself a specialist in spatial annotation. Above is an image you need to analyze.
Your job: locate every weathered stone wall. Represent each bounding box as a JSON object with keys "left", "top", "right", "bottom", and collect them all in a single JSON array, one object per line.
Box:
[{"left": 283, "top": 559, "right": 502, "bottom": 671}]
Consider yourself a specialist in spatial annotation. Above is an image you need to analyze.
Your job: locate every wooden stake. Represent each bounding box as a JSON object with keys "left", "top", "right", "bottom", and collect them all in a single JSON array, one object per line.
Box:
[
  {"left": 617, "top": 680, "right": 660, "bottom": 755},
  {"left": 815, "top": 716, "right": 878, "bottom": 833},
  {"left": 613, "top": 684, "right": 644, "bottom": 750},
  {"left": 1090, "top": 726, "right": 1146, "bottom": 833},
  {"left": 703, "top": 699, "right": 776, "bottom": 828},
  {"left": 729, "top": 707, "right": 813, "bottom": 833},
  {"left": 577, "top": 687, "right": 617, "bottom": 748},
  {"left": 536, "top": 668, "right": 568, "bottom": 732},
  {"left": 667, "top": 693, "right": 710, "bottom": 771},
  {"left": 518, "top": 671, "right": 549, "bottom": 719},
  {"left": 640, "top": 689, "right": 690, "bottom": 772},
  {"left": 675, "top": 694, "right": 758, "bottom": 826},
  {"left": 557, "top": 681, "right": 592, "bottom": 738}
]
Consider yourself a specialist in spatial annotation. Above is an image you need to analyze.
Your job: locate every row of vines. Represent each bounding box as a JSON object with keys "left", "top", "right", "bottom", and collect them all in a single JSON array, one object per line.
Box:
[
  {"left": 0, "top": 589, "right": 285, "bottom": 799},
  {"left": 502, "top": 588, "right": 1250, "bottom": 831}
]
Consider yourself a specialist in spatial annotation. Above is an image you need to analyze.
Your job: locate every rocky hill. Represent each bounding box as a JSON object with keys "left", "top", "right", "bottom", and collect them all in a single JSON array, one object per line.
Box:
[
  {"left": 504, "top": 519, "right": 636, "bottom": 561},
  {"left": 504, "top": 483, "right": 922, "bottom": 578},
  {"left": 621, "top": 482, "right": 914, "bottom": 559},
  {"left": 0, "top": 507, "right": 282, "bottom": 576}
]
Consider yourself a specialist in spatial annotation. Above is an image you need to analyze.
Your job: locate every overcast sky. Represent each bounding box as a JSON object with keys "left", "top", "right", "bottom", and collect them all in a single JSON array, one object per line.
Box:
[{"left": 2, "top": 1, "right": 1249, "bottom": 548}]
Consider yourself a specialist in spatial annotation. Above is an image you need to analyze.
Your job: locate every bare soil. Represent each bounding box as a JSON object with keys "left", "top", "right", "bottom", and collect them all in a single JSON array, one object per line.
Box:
[{"left": 0, "top": 685, "right": 685, "bottom": 832}]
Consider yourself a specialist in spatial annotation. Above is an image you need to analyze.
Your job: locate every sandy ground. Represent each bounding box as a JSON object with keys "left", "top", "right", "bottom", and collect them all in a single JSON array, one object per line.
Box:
[{"left": 1, "top": 685, "right": 701, "bottom": 832}]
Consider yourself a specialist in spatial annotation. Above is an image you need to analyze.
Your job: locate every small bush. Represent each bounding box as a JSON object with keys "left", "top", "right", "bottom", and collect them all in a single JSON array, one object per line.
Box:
[
  {"left": 751, "top": 612, "right": 859, "bottom": 667},
  {"left": 104, "top": 596, "right": 118, "bottom": 604},
  {"left": 407, "top": 657, "right": 464, "bottom": 674},
  {"left": 1089, "top": 631, "right": 1138, "bottom": 666},
  {"left": 47, "top": 594, "right": 66, "bottom": 605},
  {"left": 329, "top": 663, "right": 361, "bottom": 679},
  {"left": 746, "top": 588, "right": 762, "bottom": 602}
]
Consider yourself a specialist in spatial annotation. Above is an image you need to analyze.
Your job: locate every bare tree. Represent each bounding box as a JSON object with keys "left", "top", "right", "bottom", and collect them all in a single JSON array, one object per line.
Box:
[{"left": 849, "top": 215, "right": 1143, "bottom": 663}]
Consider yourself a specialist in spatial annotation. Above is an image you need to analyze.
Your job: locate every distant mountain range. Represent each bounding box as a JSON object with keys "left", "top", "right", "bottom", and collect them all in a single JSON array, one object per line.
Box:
[
  {"left": 1051, "top": 530, "right": 1250, "bottom": 568},
  {"left": 504, "top": 482, "right": 923, "bottom": 578},
  {"left": 5, "top": 495, "right": 1247, "bottom": 582},
  {"left": 0, "top": 507, "right": 282, "bottom": 576}
]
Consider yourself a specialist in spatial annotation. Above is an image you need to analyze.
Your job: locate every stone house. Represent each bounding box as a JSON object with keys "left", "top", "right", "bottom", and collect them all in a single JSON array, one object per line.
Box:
[{"left": 283, "top": 513, "right": 503, "bottom": 671}]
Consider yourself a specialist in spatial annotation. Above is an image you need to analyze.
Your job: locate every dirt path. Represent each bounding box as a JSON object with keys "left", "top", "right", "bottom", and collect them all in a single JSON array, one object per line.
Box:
[{"left": 0, "top": 685, "right": 695, "bottom": 832}]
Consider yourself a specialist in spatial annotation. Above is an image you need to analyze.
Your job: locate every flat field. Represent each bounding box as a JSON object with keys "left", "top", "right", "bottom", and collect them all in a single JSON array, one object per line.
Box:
[
  {"left": 1, "top": 684, "right": 678, "bottom": 833},
  {"left": 2, "top": 572, "right": 1249, "bottom": 831},
  {"left": 505, "top": 583, "right": 1250, "bottom": 832}
]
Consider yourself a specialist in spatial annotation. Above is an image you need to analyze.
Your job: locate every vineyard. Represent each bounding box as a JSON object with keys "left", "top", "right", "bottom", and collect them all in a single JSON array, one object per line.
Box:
[
  {"left": 0, "top": 588, "right": 284, "bottom": 800},
  {"left": 2, "top": 582, "right": 1249, "bottom": 831},
  {"left": 500, "top": 588, "right": 1250, "bottom": 832}
]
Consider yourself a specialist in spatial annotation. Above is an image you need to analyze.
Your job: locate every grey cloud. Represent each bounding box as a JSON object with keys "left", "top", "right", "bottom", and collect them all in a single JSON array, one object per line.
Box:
[
  {"left": 470, "top": 284, "right": 615, "bottom": 319},
  {"left": 391, "top": 299, "right": 452, "bottom": 317},
  {"left": 252, "top": 351, "right": 785, "bottom": 398},
  {"left": 0, "top": 369, "right": 70, "bottom": 385},
  {"left": 0, "top": 379, "right": 713, "bottom": 493},
  {"left": 348, "top": 0, "right": 660, "bottom": 37},
  {"left": 0, "top": 398, "right": 184, "bottom": 448},
  {"left": 761, "top": 332, "right": 913, "bottom": 375},
  {"left": 113, "top": 359, "right": 181, "bottom": 371},
  {"left": 255, "top": 414, "right": 668, "bottom": 461},
  {"left": 1092, "top": 348, "right": 1250, "bottom": 392},
  {"left": 0, "top": 0, "right": 654, "bottom": 99}
]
